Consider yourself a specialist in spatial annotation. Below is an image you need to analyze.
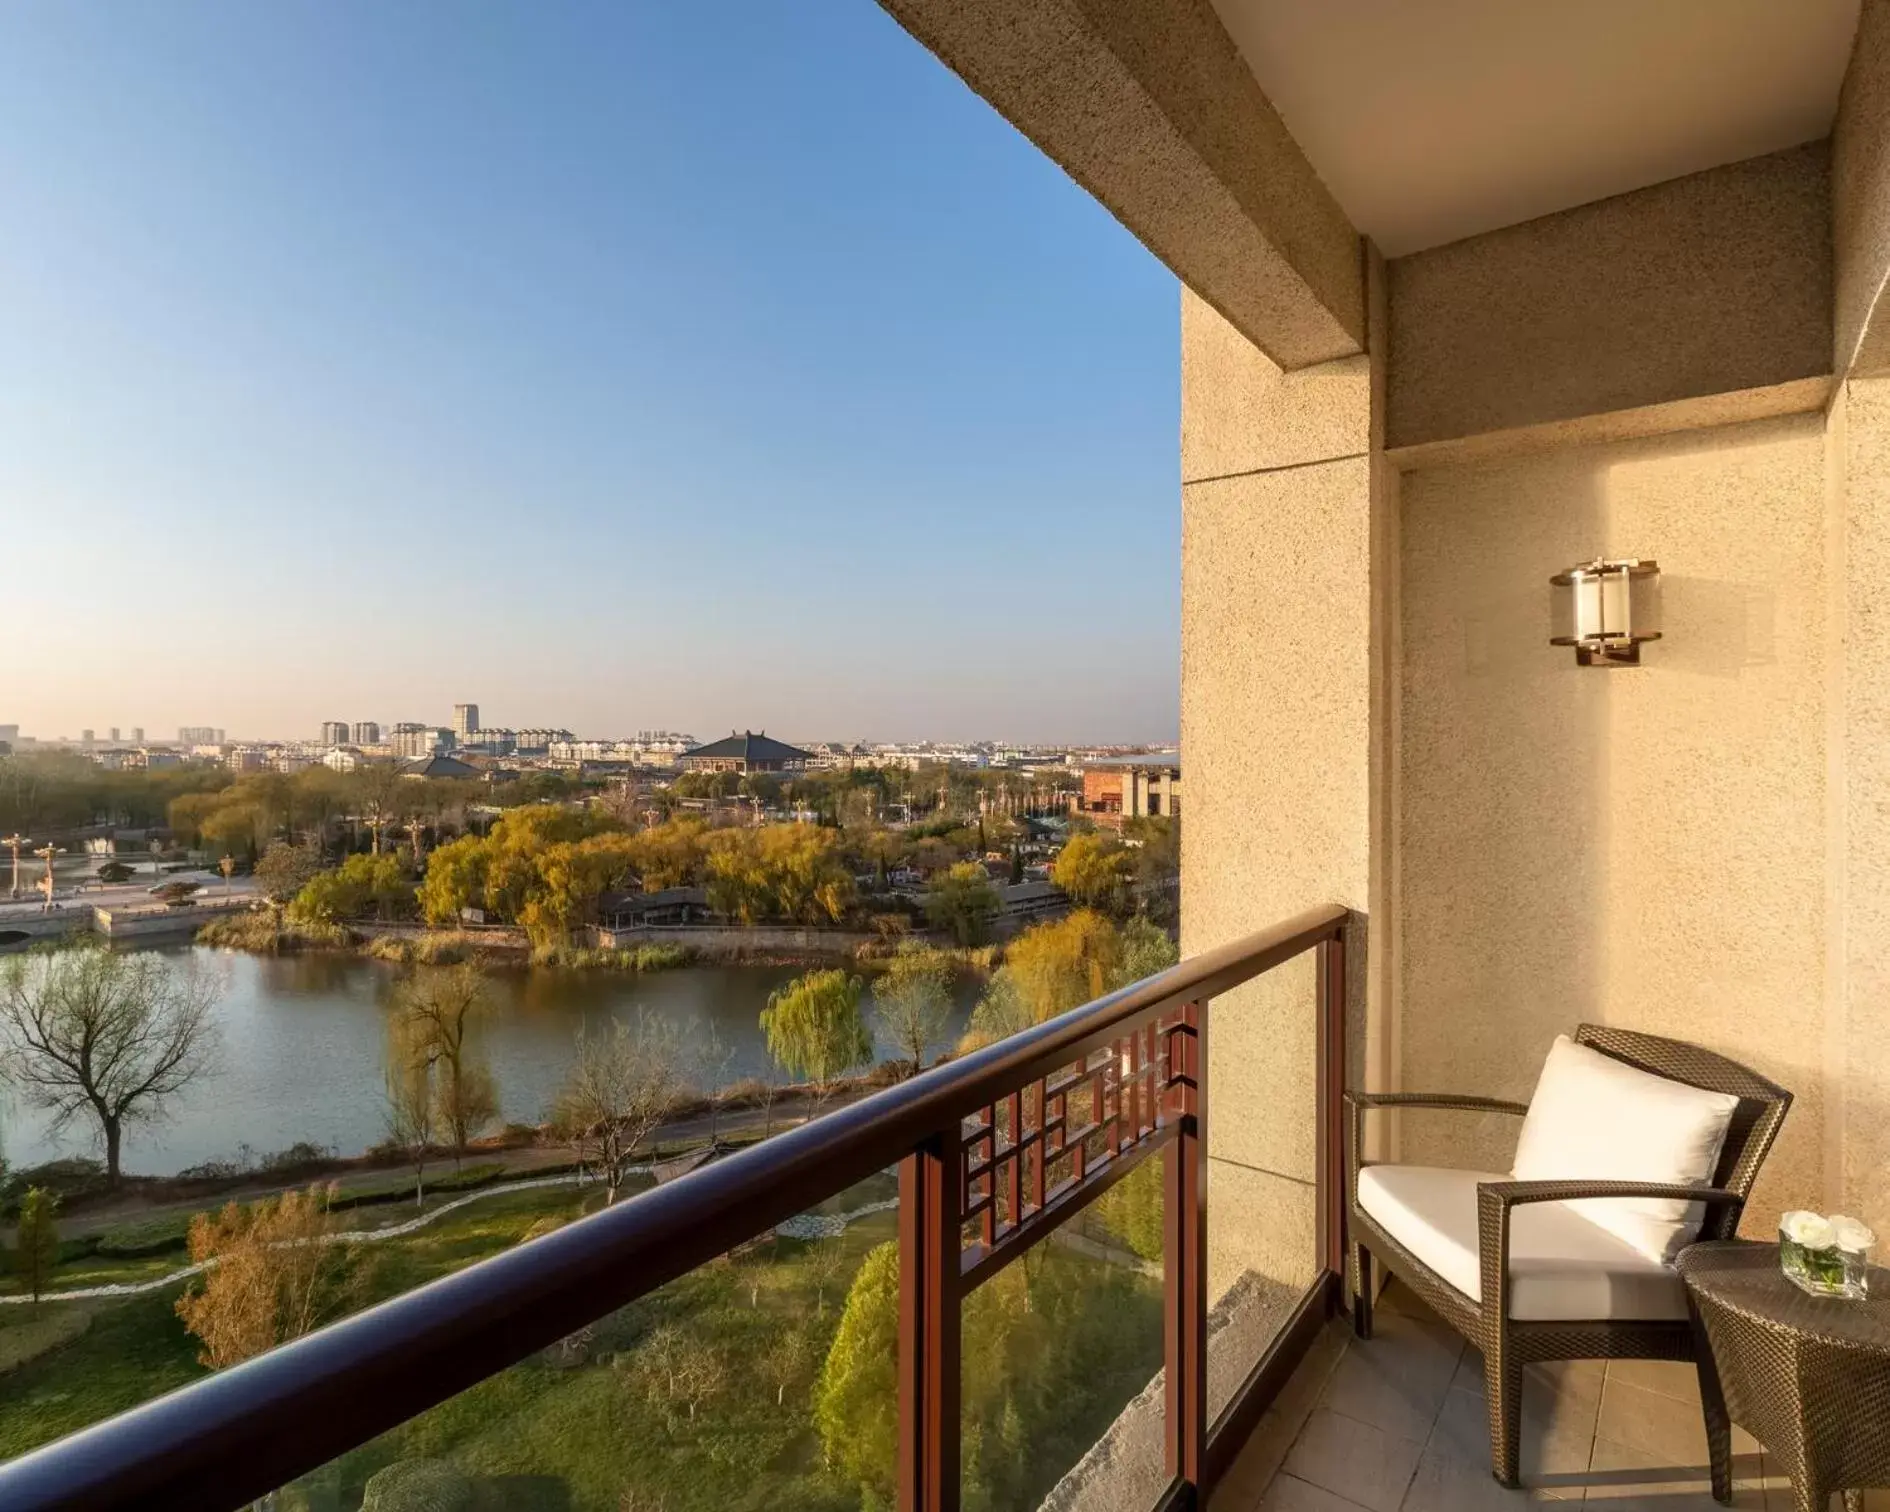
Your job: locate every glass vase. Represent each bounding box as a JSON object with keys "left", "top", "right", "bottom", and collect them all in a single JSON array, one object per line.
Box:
[{"left": 1781, "top": 1228, "right": 1869, "bottom": 1300}]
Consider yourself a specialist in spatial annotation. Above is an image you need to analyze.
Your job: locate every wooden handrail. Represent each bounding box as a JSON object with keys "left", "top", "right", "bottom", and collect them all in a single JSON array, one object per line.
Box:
[{"left": 0, "top": 904, "right": 1348, "bottom": 1512}]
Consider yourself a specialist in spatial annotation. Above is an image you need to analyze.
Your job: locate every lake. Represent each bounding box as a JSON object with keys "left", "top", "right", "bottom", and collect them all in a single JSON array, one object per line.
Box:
[{"left": 0, "top": 946, "right": 981, "bottom": 1177}]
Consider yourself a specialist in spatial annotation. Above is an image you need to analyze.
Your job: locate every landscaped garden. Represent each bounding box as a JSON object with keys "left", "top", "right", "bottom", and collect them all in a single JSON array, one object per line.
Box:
[{"left": 0, "top": 1169, "right": 1165, "bottom": 1512}]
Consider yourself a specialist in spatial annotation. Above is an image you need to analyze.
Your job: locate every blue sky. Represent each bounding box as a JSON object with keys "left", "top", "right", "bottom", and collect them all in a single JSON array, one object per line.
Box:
[{"left": 0, "top": 1, "right": 1179, "bottom": 745}]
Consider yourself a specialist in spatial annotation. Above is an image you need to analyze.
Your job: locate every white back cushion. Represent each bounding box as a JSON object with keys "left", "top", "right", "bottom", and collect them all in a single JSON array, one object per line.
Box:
[{"left": 1511, "top": 1034, "right": 1739, "bottom": 1263}]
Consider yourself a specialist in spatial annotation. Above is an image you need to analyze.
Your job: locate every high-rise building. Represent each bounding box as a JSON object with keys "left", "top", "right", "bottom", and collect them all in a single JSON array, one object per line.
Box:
[
  {"left": 351, "top": 721, "right": 380, "bottom": 745},
  {"left": 131, "top": 727, "right": 144, "bottom": 743},
  {"left": 453, "top": 703, "right": 480, "bottom": 738},
  {"left": 178, "top": 726, "right": 225, "bottom": 745},
  {"left": 108, "top": 727, "right": 121, "bottom": 743},
  {"left": 320, "top": 721, "right": 351, "bottom": 747},
  {"left": 80, "top": 728, "right": 95, "bottom": 745},
  {"left": 392, "top": 727, "right": 455, "bottom": 758}
]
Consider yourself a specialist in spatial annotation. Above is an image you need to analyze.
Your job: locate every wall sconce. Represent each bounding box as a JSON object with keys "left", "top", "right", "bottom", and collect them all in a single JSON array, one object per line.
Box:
[{"left": 1550, "top": 558, "right": 1661, "bottom": 666}]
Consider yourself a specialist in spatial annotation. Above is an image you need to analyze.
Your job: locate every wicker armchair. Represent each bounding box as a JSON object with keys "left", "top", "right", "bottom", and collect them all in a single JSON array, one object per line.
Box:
[{"left": 1346, "top": 1025, "right": 1792, "bottom": 1487}]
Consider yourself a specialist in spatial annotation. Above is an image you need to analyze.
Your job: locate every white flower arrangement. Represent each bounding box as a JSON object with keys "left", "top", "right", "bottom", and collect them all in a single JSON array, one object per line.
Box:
[{"left": 1780, "top": 1210, "right": 1874, "bottom": 1299}]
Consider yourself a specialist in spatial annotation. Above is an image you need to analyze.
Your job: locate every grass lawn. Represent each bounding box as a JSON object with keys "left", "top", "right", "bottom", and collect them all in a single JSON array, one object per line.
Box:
[{"left": 0, "top": 1166, "right": 1164, "bottom": 1512}]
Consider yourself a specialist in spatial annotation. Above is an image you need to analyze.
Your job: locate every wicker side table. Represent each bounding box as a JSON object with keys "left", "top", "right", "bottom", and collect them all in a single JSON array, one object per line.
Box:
[{"left": 1678, "top": 1241, "right": 1890, "bottom": 1512}]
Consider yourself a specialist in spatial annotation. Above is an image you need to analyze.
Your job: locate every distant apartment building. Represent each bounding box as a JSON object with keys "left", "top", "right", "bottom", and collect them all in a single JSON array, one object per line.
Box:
[
  {"left": 350, "top": 721, "right": 380, "bottom": 745},
  {"left": 453, "top": 703, "right": 480, "bottom": 739},
  {"left": 178, "top": 726, "right": 225, "bottom": 745},
  {"left": 130, "top": 726, "right": 144, "bottom": 744},
  {"left": 225, "top": 747, "right": 269, "bottom": 773},
  {"left": 1075, "top": 756, "right": 1180, "bottom": 824},
  {"left": 321, "top": 748, "right": 363, "bottom": 773},
  {"left": 679, "top": 730, "right": 813, "bottom": 775},
  {"left": 80, "top": 728, "right": 94, "bottom": 745},
  {"left": 320, "top": 720, "right": 351, "bottom": 746},
  {"left": 460, "top": 728, "right": 517, "bottom": 756},
  {"left": 391, "top": 727, "right": 455, "bottom": 759},
  {"left": 513, "top": 728, "right": 574, "bottom": 753},
  {"left": 548, "top": 739, "right": 636, "bottom": 763}
]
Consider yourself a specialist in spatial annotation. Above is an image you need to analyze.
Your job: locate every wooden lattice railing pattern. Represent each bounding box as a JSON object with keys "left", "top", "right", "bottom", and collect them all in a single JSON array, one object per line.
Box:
[{"left": 958, "top": 1011, "right": 1188, "bottom": 1285}]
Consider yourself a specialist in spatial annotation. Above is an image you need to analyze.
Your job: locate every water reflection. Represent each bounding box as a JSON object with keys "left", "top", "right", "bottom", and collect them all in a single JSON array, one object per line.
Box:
[{"left": 0, "top": 946, "right": 978, "bottom": 1176}]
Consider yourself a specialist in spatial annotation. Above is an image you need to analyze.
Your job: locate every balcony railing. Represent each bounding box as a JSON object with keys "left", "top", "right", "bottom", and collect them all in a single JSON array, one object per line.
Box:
[{"left": 0, "top": 903, "right": 1351, "bottom": 1512}]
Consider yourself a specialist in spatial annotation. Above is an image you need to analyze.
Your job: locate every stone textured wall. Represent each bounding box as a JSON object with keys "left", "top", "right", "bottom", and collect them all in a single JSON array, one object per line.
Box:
[
  {"left": 1835, "top": 0, "right": 1890, "bottom": 377},
  {"left": 1396, "top": 414, "right": 1831, "bottom": 1226},
  {"left": 1179, "top": 286, "right": 1373, "bottom": 1321},
  {"left": 1388, "top": 144, "right": 1833, "bottom": 449},
  {"left": 1830, "top": 376, "right": 1890, "bottom": 1241}
]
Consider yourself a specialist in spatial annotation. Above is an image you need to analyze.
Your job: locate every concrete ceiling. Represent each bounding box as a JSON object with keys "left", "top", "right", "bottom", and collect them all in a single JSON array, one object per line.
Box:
[{"left": 1209, "top": 0, "right": 1861, "bottom": 256}]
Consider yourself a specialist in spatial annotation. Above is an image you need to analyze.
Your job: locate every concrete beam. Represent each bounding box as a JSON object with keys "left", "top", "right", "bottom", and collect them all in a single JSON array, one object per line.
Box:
[
  {"left": 877, "top": 0, "right": 1364, "bottom": 370},
  {"left": 1388, "top": 144, "right": 1832, "bottom": 451}
]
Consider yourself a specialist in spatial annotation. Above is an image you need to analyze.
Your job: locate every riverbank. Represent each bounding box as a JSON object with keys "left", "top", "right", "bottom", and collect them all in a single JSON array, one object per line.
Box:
[
  {"left": 191, "top": 909, "right": 982, "bottom": 971},
  {"left": 6, "top": 1069, "right": 899, "bottom": 1238}
]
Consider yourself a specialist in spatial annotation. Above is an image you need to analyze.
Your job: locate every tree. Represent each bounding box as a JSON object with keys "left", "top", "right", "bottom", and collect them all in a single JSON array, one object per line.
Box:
[
  {"left": 759, "top": 970, "right": 872, "bottom": 1107},
  {"left": 1051, "top": 832, "right": 1132, "bottom": 913},
  {"left": 255, "top": 841, "right": 323, "bottom": 906},
  {"left": 631, "top": 1322, "right": 728, "bottom": 1428},
  {"left": 416, "top": 834, "right": 489, "bottom": 927},
  {"left": 12, "top": 1187, "right": 59, "bottom": 1304},
  {"left": 551, "top": 1013, "right": 686, "bottom": 1204},
  {"left": 0, "top": 944, "right": 222, "bottom": 1187},
  {"left": 353, "top": 764, "right": 410, "bottom": 856},
  {"left": 873, "top": 943, "right": 955, "bottom": 1076},
  {"left": 816, "top": 1241, "right": 900, "bottom": 1504},
  {"left": 759, "top": 1324, "right": 816, "bottom": 1407},
  {"left": 805, "top": 1236, "right": 849, "bottom": 1317},
  {"left": 926, "top": 862, "right": 1000, "bottom": 945},
  {"left": 174, "top": 1183, "right": 369, "bottom": 1369},
  {"left": 95, "top": 860, "right": 134, "bottom": 884},
  {"left": 392, "top": 964, "right": 498, "bottom": 1169},
  {"left": 383, "top": 1013, "right": 437, "bottom": 1206},
  {"left": 290, "top": 853, "right": 413, "bottom": 925}
]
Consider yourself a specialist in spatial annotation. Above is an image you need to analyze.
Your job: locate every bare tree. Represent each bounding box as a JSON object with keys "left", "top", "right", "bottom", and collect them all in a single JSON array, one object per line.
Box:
[
  {"left": 0, "top": 944, "right": 222, "bottom": 1187},
  {"left": 805, "top": 1237, "right": 848, "bottom": 1318},
  {"left": 383, "top": 1014, "right": 436, "bottom": 1206},
  {"left": 354, "top": 763, "right": 409, "bottom": 856},
  {"left": 552, "top": 1012, "right": 687, "bottom": 1204},
  {"left": 759, "top": 1324, "right": 816, "bottom": 1407}
]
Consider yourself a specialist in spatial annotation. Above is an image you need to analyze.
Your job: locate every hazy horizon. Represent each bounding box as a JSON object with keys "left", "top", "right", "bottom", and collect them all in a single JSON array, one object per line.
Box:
[{"left": 2, "top": 2, "right": 1180, "bottom": 746}]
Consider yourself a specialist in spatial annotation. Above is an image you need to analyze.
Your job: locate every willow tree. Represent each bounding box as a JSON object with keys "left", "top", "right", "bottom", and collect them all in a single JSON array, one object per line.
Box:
[
  {"left": 392, "top": 963, "right": 498, "bottom": 1168},
  {"left": 0, "top": 944, "right": 222, "bottom": 1187},
  {"left": 759, "top": 969, "right": 872, "bottom": 1108},
  {"left": 872, "top": 943, "right": 956, "bottom": 1076}
]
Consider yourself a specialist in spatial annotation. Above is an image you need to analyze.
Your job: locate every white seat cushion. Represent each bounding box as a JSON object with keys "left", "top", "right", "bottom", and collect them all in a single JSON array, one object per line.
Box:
[
  {"left": 1357, "top": 1163, "right": 1689, "bottom": 1322},
  {"left": 1511, "top": 1034, "right": 1739, "bottom": 1263}
]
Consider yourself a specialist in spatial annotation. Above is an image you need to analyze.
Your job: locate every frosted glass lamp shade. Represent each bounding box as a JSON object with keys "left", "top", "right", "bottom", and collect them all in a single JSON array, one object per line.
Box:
[{"left": 1550, "top": 558, "right": 1661, "bottom": 666}]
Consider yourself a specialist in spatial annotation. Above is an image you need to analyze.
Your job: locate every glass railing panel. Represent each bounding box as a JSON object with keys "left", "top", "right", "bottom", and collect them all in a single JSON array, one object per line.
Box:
[
  {"left": 1204, "top": 946, "right": 1321, "bottom": 1422},
  {"left": 958, "top": 1183, "right": 1167, "bottom": 1512},
  {"left": 252, "top": 1174, "right": 899, "bottom": 1511}
]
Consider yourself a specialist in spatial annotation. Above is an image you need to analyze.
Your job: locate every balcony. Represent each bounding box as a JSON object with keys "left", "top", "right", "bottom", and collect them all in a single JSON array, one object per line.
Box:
[
  {"left": 0, "top": 908, "right": 1354, "bottom": 1512},
  {"left": 0, "top": 905, "right": 1822, "bottom": 1512}
]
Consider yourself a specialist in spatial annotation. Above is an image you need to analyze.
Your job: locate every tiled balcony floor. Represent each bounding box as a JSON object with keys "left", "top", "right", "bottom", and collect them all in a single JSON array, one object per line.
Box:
[{"left": 1209, "top": 1282, "right": 1889, "bottom": 1512}]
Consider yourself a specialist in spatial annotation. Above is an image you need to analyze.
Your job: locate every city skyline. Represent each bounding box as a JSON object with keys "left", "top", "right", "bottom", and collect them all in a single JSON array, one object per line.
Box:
[{"left": 2, "top": 1, "right": 1180, "bottom": 745}]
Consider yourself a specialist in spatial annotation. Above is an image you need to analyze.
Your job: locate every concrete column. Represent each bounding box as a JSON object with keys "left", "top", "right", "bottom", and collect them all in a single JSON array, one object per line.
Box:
[{"left": 1179, "top": 275, "right": 1381, "bottom": 1359}]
